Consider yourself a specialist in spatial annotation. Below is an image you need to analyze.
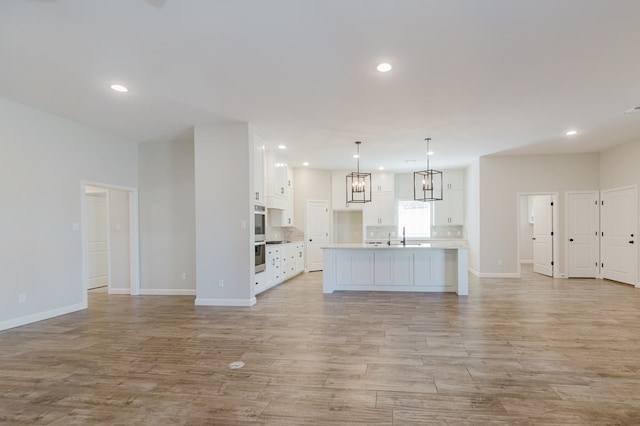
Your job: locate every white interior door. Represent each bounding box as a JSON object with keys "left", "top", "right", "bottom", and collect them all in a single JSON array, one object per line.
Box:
[
  {"left": 533, "top": 195, "right": 553, "bottom": 277},
  {"left": 85, "top": 191, "right": 109, "bottom": 289},
  {"left": 601, "top": 187, "right": 636, "bottom": 285},
  {"left": 306, "top": 200, "right": 329, "bottom": 272},
  {"left": 567, "top": 192, "right": 599, "bottom": 278}
]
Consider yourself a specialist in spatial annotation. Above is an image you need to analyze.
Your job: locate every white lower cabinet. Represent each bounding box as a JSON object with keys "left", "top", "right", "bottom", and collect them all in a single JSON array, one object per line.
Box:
[
  {"left": 329, "top": 249, "right": 457, "bottom": 290},
  {"left": 266, "top": 247, "right": 281, "bottom": 287},
  {"left": 257, "top": 242, "right": 305, "bottom": 295},
  {"left": 374, "top": 252, "right": 413, "bottom": 286},
  {"left": 336, "top": 251, "right": 374, "bottom": 285},
  {"left": 294, "top": 242, "right": 304, "bottom": 273},
  {"left": 414, "top": 250, "right": 454, "bottom": 287}
]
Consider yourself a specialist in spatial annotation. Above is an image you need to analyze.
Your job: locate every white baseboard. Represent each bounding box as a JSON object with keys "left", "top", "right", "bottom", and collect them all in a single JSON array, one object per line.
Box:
[
  {"left": 0, "top": 302, "right": 86, "bottom": 332},
  {"left": 140, "top": 289, "right": 196, "bottom": 296},
  {"left": 520, "top": 260, "right": 533, "bottom": 264},
  {"left": 195, "top": 297, "right": 256, "bottom": 307},
  {"left": 108, "top": 288, "right": 131, "bottom": 295},
  {"left": 468, "top": 267, "right": 480, "bottom": 277}
]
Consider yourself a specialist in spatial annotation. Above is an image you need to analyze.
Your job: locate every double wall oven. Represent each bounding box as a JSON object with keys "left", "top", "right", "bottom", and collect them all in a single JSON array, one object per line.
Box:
[{"left": 254, "top": 205, "right": 266, "bottom": 273}]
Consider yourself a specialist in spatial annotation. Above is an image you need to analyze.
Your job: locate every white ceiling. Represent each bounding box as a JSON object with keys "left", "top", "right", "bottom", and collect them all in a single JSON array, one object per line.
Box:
[{"left": 1, "top": 0, "right": 640, "bottom": 171}]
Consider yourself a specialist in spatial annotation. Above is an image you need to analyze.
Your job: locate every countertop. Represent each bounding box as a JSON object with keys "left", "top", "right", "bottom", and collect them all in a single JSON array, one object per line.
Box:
[{"left": 322, "top": 241, "right": 468, "bottom": 249}]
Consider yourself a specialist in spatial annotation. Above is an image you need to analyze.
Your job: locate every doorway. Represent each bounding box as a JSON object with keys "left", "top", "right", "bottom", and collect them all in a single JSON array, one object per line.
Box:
[
  {"left": 85, "top": 186, "right": 109, "bottom": 290},
  {"left": 305, "top": 200, "right": 329, "bottom": 272},
  {"left": 81, "top": 182, "right": 140, "bottom": 305},
  {"left": 517, "top": 192, "right": 559, "bottom": 278}
]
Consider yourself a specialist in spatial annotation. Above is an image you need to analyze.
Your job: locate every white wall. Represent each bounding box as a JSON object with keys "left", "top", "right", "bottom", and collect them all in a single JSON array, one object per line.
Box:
[
  {"left": 465, "top": 159, "right": 480, "bottom": 274},
  {"left": 138, "top": 135, "right": 195, "bottom": 294},
  {"left": 0, "top": 97, "right": 138, "bottom": 330},
  {"left": 194, "top": 122, "right": 254, "bottom": 306},
  {"left": 478, "top": 153, "right": 599, "bottom": 276}
]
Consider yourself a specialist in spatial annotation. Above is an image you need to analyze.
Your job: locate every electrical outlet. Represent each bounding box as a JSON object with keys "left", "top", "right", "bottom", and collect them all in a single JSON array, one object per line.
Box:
[
  {"left": 181, "top": 272, "right": 187, "bottom": 280},
  {"left": 18, "top": 293, "right": 26, "bottom": 303},
  {"left": 218, "top": 279, "right": 224, "bottom": 288},
  {"left": 497, "top": 259, "right": 503, "bottom": 266}
]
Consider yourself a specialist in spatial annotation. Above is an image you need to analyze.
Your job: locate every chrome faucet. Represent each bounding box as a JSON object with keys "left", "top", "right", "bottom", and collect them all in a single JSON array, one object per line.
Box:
[{"left": 401, "top": 226, "right": 406, "bottom": 246}]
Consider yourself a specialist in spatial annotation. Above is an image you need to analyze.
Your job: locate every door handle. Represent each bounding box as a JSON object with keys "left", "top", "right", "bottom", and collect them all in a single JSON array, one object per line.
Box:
[
  {"left": 569, "top": 238, "right": 574, "bottom": 242},
  {"left": 630, "top": 241, "right": 635, "bottom": 244},
  {"left": 532, "top": 237, "right": 536, "bottom": 240},
  {"left": 309, "top": 239, "right": 313, "bottom": 242}
]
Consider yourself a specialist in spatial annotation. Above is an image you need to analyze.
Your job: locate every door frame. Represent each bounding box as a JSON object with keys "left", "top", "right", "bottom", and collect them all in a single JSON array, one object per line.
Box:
[
  {"left": 516, "top": 192, "right": 559, "bottom": 278},
  {"left": 81, "top": 180, "right": 140, "bottom": 306},
  {"left": 564, "top": 190, "right": 599, "bottom": 279}
]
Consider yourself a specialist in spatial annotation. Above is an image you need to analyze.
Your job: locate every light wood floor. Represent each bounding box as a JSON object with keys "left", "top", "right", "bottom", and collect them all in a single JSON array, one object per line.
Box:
[{"left": 2, "top": 267, "right": 640, "bottom": 425}]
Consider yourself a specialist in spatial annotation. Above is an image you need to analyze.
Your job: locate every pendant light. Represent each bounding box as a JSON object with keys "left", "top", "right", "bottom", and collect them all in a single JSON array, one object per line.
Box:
[
  {"left": 414, "top": 137, "right": 443, "bottom": 201},
  {"left": 346, "top": 141, "right": 372, "bottom": 204}
]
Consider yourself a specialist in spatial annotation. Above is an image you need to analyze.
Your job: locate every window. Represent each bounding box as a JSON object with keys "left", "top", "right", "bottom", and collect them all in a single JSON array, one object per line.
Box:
[{"left": 397, "top": 200, "right": 431, "bottom": 238}]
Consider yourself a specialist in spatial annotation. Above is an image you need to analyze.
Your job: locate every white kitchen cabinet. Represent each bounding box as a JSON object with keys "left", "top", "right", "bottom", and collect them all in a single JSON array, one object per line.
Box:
[
  {"left": 266, "top": 246, "right": 281, "bottom": 287},
  {"left": 443, "top": 170, "right": 464, "bottom": 191},
  {"left": 258, "top": 242, "right": 305, "bottom": 295},
  {"left": 280, "top": 244, "right": 292, "bottom": 281},
  {"left": 336, "top": 251, "right": 374, "bottom": 286},
  {"left": 372, "top": 172, "right": 394, "bottom": 193},
  {"left": 266, "top": 151, "right": 289, "bottom": 209},
  {"left": 294, "top": 242, "right": 304, "bottom": 273},
  {"left": 254, "top": 270, "right": 266, "bottom": 294},
  {"left": 364, "top": 191, "right": 396, "bottom": 226},
  {"left": 331, "top": 170, "right": 363, "bottom": 211},
  {"left": 253, "top": 138, "right": 265, "bottom": 204},
  {"left": 433, "top": 190, "right": 464, "bottom": 226},
  {"left": 270, "top": 193, "right": 293, "bottom": 227},
  {"left": 414, "top": 250, "right": 455, "bottom": 287},
  {"left": 374, "top": 252, "right": 413, "bottom": 286}
]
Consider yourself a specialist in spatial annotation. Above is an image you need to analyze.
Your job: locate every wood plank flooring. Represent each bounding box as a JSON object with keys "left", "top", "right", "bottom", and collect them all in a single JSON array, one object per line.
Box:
[{"left": 2, "top": 267, "right": 640, "bottom": 425}]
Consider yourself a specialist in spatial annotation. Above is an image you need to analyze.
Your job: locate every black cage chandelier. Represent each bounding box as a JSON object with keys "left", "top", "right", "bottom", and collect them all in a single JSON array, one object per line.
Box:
[
  {"left": 346, "top": 141, "right": 372, "bottom": 204},
  {"left": 414, "top": 137, "right": 443, "bottom": 202}
]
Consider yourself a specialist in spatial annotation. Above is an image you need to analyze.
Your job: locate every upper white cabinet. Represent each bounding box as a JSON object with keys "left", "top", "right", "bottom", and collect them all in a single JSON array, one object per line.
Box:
[
  {"left": 364, "top": 172, "right": 395, "bottom": 226},
  {"left": 364, "top": 191, "right": 396, "bottom": 226},
  {"left": 266, "top": 150, "right": 294, "bottom": 226},
  {"left": 443, "top": 170, "right": 464, "bottom": 191},
  {"left": 253, "top": 138, "right": 265, "bottom": 204},
  {"left": 332, "top": 170, "right": 363, "bottom": 211},
  {"left": 433, "top": 169, "right": 465, "bottom": 226},
  {"left": 433, "top": 190, "right": 464, "bottom": 225},
  {"left": 372, "top": 172, "right": 394, "bottom": 193},
  {"left": 266, "top": 151, "right": 290, "bottom": 210}
]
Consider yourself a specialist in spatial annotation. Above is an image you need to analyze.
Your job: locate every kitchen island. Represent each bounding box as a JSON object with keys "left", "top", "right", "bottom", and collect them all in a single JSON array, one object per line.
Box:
[{"left": 322, "top": 242, "right": 468, "bottom": 295}]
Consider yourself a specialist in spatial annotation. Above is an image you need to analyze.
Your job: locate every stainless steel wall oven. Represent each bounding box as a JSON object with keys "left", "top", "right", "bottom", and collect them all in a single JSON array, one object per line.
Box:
[{"left": 255, "top": 241, "right": 266, "bottom": 273}]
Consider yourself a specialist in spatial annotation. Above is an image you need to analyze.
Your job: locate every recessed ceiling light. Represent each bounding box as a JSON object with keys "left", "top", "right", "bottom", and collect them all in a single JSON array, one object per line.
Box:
[
  {"left": 427, "top": 151, "right": 435, "bottom": 156},
  {"left": 405, "top": 160, "right": 416, "bottom": 163},
  {"left": 303, "top": 162, "right": 309, "bottom": 166},
  {"left": 277, "top": 144, "right": 287, "bottom": 150},
  {"left": 110, "top": 84, "right": 128, "bottom": 93},
  {"left": 353, "top": 154, "right": 360, "bottom": 159},
  {"left": 566, "top": 130, "right": 578, "bottom": 136},
  {"left": 376, "top": 63, "right": 392, "bottom": 73},
  {"left": 378, "top": 166, "right": 384, "bottom": 170}
]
